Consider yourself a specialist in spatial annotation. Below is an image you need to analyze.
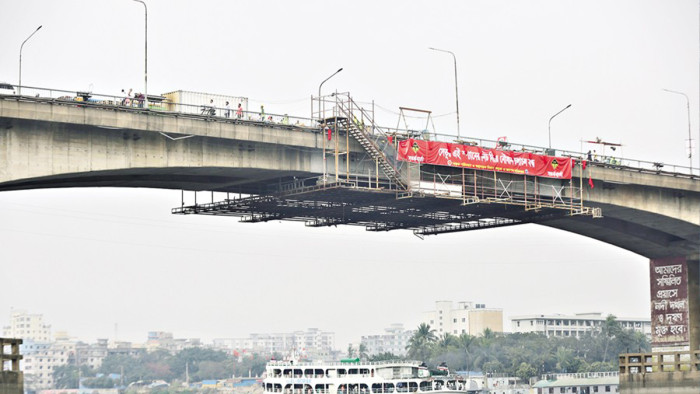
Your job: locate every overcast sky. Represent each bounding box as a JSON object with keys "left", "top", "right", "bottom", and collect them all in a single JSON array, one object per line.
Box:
[{"left": 0, "top": 0, "right": 697, "bottom": 349}]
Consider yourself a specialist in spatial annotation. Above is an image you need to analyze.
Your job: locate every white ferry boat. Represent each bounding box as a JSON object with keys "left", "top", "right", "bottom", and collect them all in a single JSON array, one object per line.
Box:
[{"left": 262, "top": 359, "right": 483, "bottom": 394}]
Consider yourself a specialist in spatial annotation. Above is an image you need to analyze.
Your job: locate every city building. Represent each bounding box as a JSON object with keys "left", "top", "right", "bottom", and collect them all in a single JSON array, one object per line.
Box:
[
  {"left": 509, "top": 312, "right": 651, "bottom": 338},
  {"left": 20, "top": 336, "right": 132, "bottom": 391},
  {"left": 2, "top": 310, "right": 51, "bottom": 342},
  {"left": 360, "top": 324, "right": 414, "bottom": 357},
  {"left": 213, "top": 328, "right": 335, "bottom": 359},
  {"left": 20, "top": 338, "right": 75, "bottom": 390},
  {"left": 146, "top": 331, "right": 201, "bottom": 354},
  {"left": 532, "top": 372, "right": 619, "bottom": 394},
  {"left": 107, "top": 341, "right": 145, "bottom": 358},
  {"left": 422, "top": 301, "right": 504, "bottom": 336}
]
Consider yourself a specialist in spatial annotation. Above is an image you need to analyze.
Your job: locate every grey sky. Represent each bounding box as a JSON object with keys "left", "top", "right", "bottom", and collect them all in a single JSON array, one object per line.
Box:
[{"left": 0, "top": 0, "right": 697, "bottom": 348}]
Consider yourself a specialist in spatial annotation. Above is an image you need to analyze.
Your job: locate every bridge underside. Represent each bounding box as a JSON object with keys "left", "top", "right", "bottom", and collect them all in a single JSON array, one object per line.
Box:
[
  {"left": 0, "top": 167, "right": 312, "bottom": 194},
  {"left": 542, "top": 203, "right": 700, "bottom": 259}
]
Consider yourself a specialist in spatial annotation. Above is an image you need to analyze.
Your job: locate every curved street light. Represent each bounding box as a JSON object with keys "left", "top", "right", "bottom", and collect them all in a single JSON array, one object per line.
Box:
[
  {"left": 548, "top": 104, "right": 572, "bottom": 149},
  {"left": 429, "top": 47, "right": 461, "bottom": 140},
  {"left": 662, "top": 89, "right": 693, "bottom": 173},
  {"left": 133, "top": 0, "right": 148, "bottom": 109},
  {"left": 318, "top": 68, "right": 343, "bottom": 183},
  {"left": 318, "top": 68, "right": 343, "bottom": 120},
  {"left": 19, "top": 25, "right": 43, "bottom": 96}
]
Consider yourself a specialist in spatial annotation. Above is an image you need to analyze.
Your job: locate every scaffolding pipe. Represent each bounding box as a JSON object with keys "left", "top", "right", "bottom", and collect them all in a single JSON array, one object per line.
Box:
[
  {"left": 346, "top": 115, "right": 350, "bottom": 181},
  {"left": 580, "top": 161, "right": 584, "bottom": 212},
  {"left": 570, "top": 179, "right": 573, "bottom": 215},
  {"left": 335, "top": 121, "right": 339, "bottom": 182},
  {"left": 376, "top": 159, "right": 379, "bottom": 189},
  {"left": 462, "top": 168, "right": 466, "bottom": 204},
  {"left": 493, "top": 171, "right": 497, "bottom": 199}
]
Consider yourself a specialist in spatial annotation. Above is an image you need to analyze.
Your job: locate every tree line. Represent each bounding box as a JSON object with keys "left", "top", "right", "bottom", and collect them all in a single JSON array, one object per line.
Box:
[
  {"left": 397, "top": 315, "right": 648, "bottom": 381},
  {"left": 52, "top": 315, "right": 648, "bottom": 388},
  {"left": 52, "top": 348, "right": 272, "bottom": 389}
]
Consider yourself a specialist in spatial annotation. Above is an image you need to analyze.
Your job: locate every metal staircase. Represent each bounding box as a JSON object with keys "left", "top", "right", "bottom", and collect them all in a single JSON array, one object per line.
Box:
[{"left": 331, "top": 95, "right": 407, "bottom": 191}]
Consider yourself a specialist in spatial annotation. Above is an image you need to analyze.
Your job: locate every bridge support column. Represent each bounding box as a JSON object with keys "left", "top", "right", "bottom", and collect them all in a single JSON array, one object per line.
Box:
[
  {"left": 619, "top": 256, "right": 700, "bottom": 393},
  {"left": 649, "top": 254, "right": 699, "bottom": 352},
  {"left": 688, "top": 255, "right": 699, "bottom": 353}
]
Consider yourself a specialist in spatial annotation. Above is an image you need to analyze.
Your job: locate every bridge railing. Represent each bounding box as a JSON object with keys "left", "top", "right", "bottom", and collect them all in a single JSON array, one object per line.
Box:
[{"left": 1, "top": 84, "right": 317, "bottom": 129}]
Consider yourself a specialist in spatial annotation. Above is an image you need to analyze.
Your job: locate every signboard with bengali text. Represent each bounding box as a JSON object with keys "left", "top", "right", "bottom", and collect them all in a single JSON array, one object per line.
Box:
[
  {"left": 397, "top": 139, "right": 573, "bottom": 179},
  {"left": 650, "top": 257, "right": 689, "bottom": 347}
]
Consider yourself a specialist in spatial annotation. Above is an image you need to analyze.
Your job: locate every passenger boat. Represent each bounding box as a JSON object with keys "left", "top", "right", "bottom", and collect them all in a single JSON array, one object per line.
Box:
[{"left": 262, "top": 359, "right": 483, "bottom": 394}]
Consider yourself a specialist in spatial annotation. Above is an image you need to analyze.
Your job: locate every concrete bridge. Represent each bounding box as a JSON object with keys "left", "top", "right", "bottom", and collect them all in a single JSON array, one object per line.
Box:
[
  {"left": 1, "top": 95, "right": 699, "bottom": 381},
  {"left": 1, "top": 96, "right": 697, "bottom": 256}
]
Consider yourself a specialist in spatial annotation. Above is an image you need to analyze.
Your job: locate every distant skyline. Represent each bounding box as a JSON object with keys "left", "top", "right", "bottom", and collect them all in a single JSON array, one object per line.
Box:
[
  {"left": 4, "top": 299, "right": 649, "bottom": 347},
  {"left": 0, "top": 0, "right": 696, "bottom": 349}
]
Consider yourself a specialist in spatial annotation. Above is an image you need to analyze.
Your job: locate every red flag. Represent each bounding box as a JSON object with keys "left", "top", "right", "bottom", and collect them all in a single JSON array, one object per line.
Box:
[
  {"left": 582, "top": 160, "right": 587, "bottom": 170},
  {"left": 588, "top": 176, "right": 594, "bottom": 189},
  {"left": 388, "top": 135, "right": 393, "bottom": 144},
  {"left": 327, "top": 127, "right": 332, "bottom": 141}
]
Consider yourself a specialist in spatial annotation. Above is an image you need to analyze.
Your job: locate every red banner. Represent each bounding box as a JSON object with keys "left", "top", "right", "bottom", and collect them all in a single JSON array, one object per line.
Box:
[{"left": 397, "top": 139, "right": 573, "bottom": 179}]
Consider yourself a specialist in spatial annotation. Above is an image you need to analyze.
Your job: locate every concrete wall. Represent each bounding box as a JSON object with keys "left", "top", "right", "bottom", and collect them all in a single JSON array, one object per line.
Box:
[
  {"left": 620, "top": 371, "right": 700, "bottom": 394},
  {"left": 687, "top": 257, "right": 699, "bottom": 353},
  {"left": 0, "top": 372, "right": 23, "bottom": 394},
  {"left": 577, "top": 166, "right": 700, "bottom": 225},
  {"left": 469, "top": 310, "right": 504, "bottom": 335},
  {"left": 0, "top": 100, "right": 324, "bottom": 185}
]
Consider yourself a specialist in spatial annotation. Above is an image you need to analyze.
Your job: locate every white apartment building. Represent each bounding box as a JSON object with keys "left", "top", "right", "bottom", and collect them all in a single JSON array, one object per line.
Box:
[
  {"left": 21, "top": 339, "right": 75, "bottom": 390},
  {"left": 422, "top": 301, "right": 504, "bottom": 336},
  {"left": 361, "top": 324, "right": 413, "bottom": 356},
  {"left": 20, "top": 338, "right": 110, "bottom": 391},
  {"left": 213, "top": 328, "right": 335, "bottom": 358},
  {"left": 510, "top": 312, "right": 651, "bottom": 338},
  {"left": 2, "top": 310, "right": 51, "bottom": 342}
]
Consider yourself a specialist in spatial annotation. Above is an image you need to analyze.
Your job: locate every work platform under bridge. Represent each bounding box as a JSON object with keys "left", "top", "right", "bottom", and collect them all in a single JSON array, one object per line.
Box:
[{"left": 172, "top": 93, "right": 600, "bottom": 237}]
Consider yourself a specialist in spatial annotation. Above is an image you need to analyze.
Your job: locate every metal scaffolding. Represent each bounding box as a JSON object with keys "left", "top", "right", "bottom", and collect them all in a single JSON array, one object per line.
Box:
[{"left": 173, "top": 94, "right": 600, "bottom": 237}]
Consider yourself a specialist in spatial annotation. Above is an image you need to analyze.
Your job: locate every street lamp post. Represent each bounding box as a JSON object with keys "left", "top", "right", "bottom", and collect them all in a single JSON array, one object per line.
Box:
[
  {"left": 317, "top": 68, "right": 343, "bottom": 183},
  {"left": 133, "top": 0, "right": 148, "bottom": 109},
  {"left": 663, "top": 89, "right": 693, "bottom": 173},
  {"left": 318, "top": 68, "right": 343, "bottom": 120},
  {"left": 18, "top": 25, "right": 42, "bottom": 96},
  {"left": 429, "top": 47, "right": 460, "bottom": 140},
  {"left": 548, "top": 104, "right": 572, "bottom": 149}
]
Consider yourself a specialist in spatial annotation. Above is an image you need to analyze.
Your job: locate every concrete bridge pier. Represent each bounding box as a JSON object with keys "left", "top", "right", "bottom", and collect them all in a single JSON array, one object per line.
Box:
[
  {"left": 620, "top": 254, "right": 700, "bottom": 393},
  {"left": 686, "top": 255, "right": 699, "bottom": 354},
  {"left": 648, "top": 254, "right": 699, "bottom": 354}
]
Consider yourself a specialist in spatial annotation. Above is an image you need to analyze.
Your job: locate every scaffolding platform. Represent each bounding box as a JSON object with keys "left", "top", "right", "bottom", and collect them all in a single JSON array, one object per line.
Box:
[{"left": 172, "top": 182, "right": 580, "bottom": 238}]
